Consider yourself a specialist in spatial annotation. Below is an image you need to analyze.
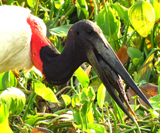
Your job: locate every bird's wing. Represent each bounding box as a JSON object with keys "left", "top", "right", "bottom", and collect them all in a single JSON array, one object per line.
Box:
[{"left": 0, "top": 6, "right": 32, "bottom": 65}]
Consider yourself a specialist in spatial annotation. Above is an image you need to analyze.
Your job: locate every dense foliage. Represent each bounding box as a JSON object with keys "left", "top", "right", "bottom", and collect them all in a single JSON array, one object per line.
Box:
[{"left": 0, "top": 0, "right": 160, "bottom": 132}]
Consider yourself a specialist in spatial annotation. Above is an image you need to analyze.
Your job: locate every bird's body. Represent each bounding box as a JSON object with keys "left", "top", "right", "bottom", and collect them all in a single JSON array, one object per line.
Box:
[
  {"left": 0, "top": 5, "right": 152, "bottom": 121},
  {"left": 0, "top": 6, "right": 46, "bottom": 73}
]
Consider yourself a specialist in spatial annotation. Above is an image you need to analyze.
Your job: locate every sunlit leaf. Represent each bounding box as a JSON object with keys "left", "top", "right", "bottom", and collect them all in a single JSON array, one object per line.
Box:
[
  {"left": 49, "top": 24, "right": 72, "bottom": 37},
  {"left": 74, "top": 67, "right": 89, "bottom": 88},
  {"left": 97, "top": 84, "right": 106, "bottom": 109},
  {"left": 86, "top": 103, "right": 94, "bottom": 123},
  {"left": 152, "top": 0, "right": 160, "bottom": 21},
  {"left": 137, "top": 54, "right": 154, "bottom": 83},
  {"left": 72, "top": 94, "right": 81, "bottom": 108},
  {"left": 34, "top": 81, "right": 58, "bottom": 103},
  {"left": 27, "top": 0, "right": 36, "bottom": 8},
  {"left": 128, "top": 1, "right": 155, "bottom": 37},
  {"left": 62, "top": 94, "right": 71, "bottom": 107},
  {"left": 0, "top": 87, "right": 26, "bottom": 115},
  {"left": 149, "top": 94, "right": 160, "bottom": 109},
  {"left": 2, "top": 71, "right": 16, "bottom": 89},
  {"left": 0, "top": 104, "right": 13, "bottom": 133},
  {"left": 149, "top": 109, "right": 159, "bottom": 118}
]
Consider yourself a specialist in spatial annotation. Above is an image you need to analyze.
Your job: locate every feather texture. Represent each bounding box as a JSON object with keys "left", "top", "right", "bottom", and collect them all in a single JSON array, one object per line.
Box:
[{"left": 0, "top": 6, "right": 46, "bottom": 73}]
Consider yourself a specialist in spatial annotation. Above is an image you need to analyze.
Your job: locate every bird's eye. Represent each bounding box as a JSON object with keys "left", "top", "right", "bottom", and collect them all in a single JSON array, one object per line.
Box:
[
  {"left": 86, "top": 29, "right": 93, "bottom": 34},
  {"left": 76, "top": 31, "right": 80, "bottom": 35}
]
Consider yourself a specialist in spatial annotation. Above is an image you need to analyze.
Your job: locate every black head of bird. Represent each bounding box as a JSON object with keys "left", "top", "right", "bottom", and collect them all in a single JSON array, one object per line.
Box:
[{"left": 33, "top": 20, "right": 152, "bottom": 121}]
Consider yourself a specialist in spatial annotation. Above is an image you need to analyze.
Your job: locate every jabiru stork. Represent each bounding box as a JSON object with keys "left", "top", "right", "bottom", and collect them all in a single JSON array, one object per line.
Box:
[{"left": 0, "top": 5, "right": 152, "bottom": 120}]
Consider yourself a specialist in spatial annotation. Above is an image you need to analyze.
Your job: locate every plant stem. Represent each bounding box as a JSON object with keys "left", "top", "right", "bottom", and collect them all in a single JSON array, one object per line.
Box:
[{"left": 104, "top": 102, "right": 112, "bottom": 133}]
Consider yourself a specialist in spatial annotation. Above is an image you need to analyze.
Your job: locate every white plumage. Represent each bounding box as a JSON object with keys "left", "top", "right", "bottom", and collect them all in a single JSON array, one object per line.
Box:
[{"left": 0, "top": 6, "right": 46, "bottom": 73}]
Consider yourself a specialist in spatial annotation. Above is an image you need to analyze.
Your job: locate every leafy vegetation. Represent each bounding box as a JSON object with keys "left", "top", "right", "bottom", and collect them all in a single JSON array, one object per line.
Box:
[{"left": 0, "top": 0, "right": 160, "bottom": 132}]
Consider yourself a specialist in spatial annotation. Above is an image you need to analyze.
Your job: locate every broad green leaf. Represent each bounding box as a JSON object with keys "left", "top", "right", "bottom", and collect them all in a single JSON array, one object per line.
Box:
[
  {"left": 127, "top": 47, "right": 143, "bottom": 60},
  {"left": 73, "top": 110, "right": 81, "bottom": 125},
  {"left": 137, "top": 54, "right": 154, "bottom": 83},
  {"left": 49, "top": 24, "right": 72, "bottom": 37},
  {"left": 74, "top": 67, "right": 89, "bottom": 88},
  {"left": 97, "top": 84, "right": 106, "bottom": 109},
  {"left": 34, "top": 81, "right": 58, "bottom": 103},
  {"left": 2, "top": 71, "right": 16, "bottom": 89},
  {"left": 149, "top": 94, "right": 160, "bottom": 109},
  {"left": 0, "top": 87, "right": 25, "bottom": 115},
  {"left": 62, "top": 94, "right": 71, "bottom": 107},
  {"left": 128, "top": 1, "right": 155, "bottom": 37},
  {"left": 97, "top": 6, "right": 119, "bottom": 36},
  {"left": 0, "top": 104, "right": 13, "bottom": 133},
  {"left": 27, "top": 0, "right": 36, "bottom": 8},
  {"left": 152, "top": 0, "right": 160, "bottom": 21},
  {"left": 76, "top": 0, "right": 89, "bottom": 20},
  {"left": 111, "top": 3, "right": 129, "bottom": 25}
]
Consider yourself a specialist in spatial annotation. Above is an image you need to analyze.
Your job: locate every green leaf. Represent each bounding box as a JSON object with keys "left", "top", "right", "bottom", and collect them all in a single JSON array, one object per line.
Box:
[
  {"left": 149, "top": 94, "right": 160, "bottom": 109},
  {"left": 0, "top": 104, "right": 13, "bottom": 133},
  {"left": 0, "top": 87, "right": 26, "bottom": 115},
  {"left": 127, "top": 47, "right": 143, "bottom": 60},
  {"left": 111, "top": 3, "right": 129, "bottom": 25},
  {"left": 27, "top": 0, "right": 36, "bottom": 8},
  {"left": 2, "top": 71, "right": 16, "bottom": 89},
  {"left": 61, "top": 94, "right": 71, "bottom": 107},
  {"left": 72, "top": 94, "right": 81, "bottom": 108},
  {"left": 137, "top": 54, "right": 154, "bottom": 83},
  {"left": 97, "top": 84, "right": 106, "bottom": 109},
  {"left": 49, "top": 24, "right": 72, "bottom": 37},
  {"left": 76, "top": 0, "right": 89, "bottom": 20},
  {"left": 0, "top": 72, "right": 5, "bottom": 91},
  {"left": 152, "top": 0, "right": 160, "bottom": 21},
  {"left": 97, "top": 6, "right": 119, "bottom": 36},
  {"left": 86, "top": 103, "right": 94, "bottom": 123},
  {"left": 81, "top": 88, "right": 95, "bottom": 101},
  {"left": 128, "top": 1, "right": 155, "bottom": 37},
  {"left": 25, "top": 115, "right": 45, "bottom": 126},
  {"left": 34, "top": 81, "right": 58, "bottom": 103},
  {"left": 74, "top": 67, "right": 89, "bottom": 88}
]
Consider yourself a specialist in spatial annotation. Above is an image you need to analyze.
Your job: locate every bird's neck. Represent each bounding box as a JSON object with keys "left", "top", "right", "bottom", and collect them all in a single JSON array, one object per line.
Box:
[
  {"left": 27, "top": 15, "right": 87, "bottom": 85},
  {"left": 27, "top": 15, "right": 53, "bottom": 73}
]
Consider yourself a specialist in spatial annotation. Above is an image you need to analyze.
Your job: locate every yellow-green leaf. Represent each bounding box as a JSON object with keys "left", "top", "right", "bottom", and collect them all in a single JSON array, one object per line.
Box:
[
  {"left": 137, "top": 54, "right": 154, "bottom": 82},
  {"left": 34, "top": 81, "right": 58, "bottom": 103},
  {"left": 74, "top": 67, "right": 89, "bottom": 88},
  {"left": 62, "top": 94, "right": 71, "bottom": 107},
  {"left": 128, "top": 1, "right": 155, "bottom": 37},
  {"left": 0, "top": 104, "right": 13, "bottom": 133},
  {"left": 97, "top": 84, "right": 106, "bottom": 109}
]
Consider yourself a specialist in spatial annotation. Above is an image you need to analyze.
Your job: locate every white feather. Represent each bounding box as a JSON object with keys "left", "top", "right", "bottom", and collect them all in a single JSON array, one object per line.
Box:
[{"left": 0, "top": 5, "right": 46, "bottom": 73}]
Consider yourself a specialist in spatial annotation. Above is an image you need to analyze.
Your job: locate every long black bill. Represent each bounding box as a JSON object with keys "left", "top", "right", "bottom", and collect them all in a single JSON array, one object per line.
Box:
[{"left": 86, "top": 32, "right": 152, "bottom": 120}]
